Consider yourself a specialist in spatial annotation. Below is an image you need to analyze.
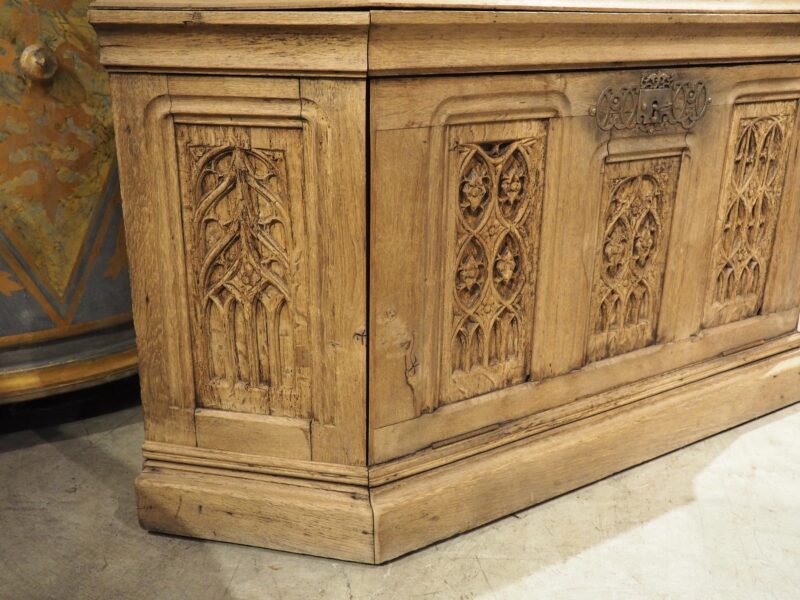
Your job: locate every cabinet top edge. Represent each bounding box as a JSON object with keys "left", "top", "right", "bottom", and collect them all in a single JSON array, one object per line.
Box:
[
  {"left": 89, "top": 2, "right": 800, "bottom": 77},
  {"left": 88, "top": 0, "right": 800, "bottom": 14}
]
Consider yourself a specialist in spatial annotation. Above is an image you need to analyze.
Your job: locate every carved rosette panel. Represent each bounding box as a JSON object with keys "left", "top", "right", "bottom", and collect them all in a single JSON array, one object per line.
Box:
[
  {"left": 703, "top": 100, "right": 797, "bottom": 328},
  {"left": 176, "top": 125, "right": 311, "bottom": 417},
  {"left": 587, "top": 156, "right": 681, "bottom": 363},
  {"left": 442, "top": 126, "right": 549, "bottom": 405}
]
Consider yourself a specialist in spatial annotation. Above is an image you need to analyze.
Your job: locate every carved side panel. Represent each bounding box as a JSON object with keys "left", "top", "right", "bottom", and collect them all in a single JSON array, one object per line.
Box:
[
  {"left": 587, "top": 156, "right": 681, "bottom": 363},
  {"left": 703, "top": 100, "right": 797, "bottom": 329},
  {"left": 441, "top": 123, "right": 549, "bottom": 405},
  {"left": 176, "top": 125, "right": 311, "bottom": 417}
]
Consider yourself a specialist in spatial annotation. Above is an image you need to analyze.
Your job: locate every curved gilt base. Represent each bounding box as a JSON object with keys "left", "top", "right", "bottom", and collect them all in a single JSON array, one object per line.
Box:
[
  {"left": 135, "top": 340, "right": 800, "bottom": 564},
  {"left": 0, "top": 348, "right": 138, "bottom": 405}
]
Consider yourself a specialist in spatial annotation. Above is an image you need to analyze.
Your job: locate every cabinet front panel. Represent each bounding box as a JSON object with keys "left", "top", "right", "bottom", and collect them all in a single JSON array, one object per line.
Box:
[
  {"left": 370, "top": 63, "right": 800, "bottom": 464},
  {"left": 442, "top": 121, "right": 549, "bottom": 404},
  {"left": 587, "top": 155, "right": 681, "bottom": 363},
  {"left": 703, "top": 99, "right": 798, "bottom": 329}
]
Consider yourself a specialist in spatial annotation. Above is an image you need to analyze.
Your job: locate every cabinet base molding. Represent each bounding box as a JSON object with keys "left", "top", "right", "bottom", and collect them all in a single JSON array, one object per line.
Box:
[
  {"left": 135, "top": 344, "right": 800, "bottom": 564},
  {"left": 136, "top": 468, "right": 376, "bottom": 563}
]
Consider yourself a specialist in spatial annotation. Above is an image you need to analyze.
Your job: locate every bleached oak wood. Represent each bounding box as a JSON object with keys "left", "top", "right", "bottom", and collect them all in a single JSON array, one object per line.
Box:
[
  {"left": 89, "top": 10, "right": 368, "bottom": 77},
  {"left": 135, "top": 338, "right": 800, "bottom": 563},
  {"left": 194, "top": 409, "right": 311, "bottom": 460},
  {"left": 95, "top": 2, "right": 800, "bottom": 563},
  {"left": 300, "top": 78, "right": 369, "bottom": 466},
  {"left": 368, "top": 11, "right": 800, "bottom": 76},
  {"left": 142, "top": 441, "right": 369, "bottom": 485},
  {"left": 109, "top": 74, "right": 196, "bottom": 446},
  {"left": 136, "top": 468, "right": 375, "bottom": 562},
  {"left": 371, "top": 312, "right": 800, "bottom": 462},
  {"left": 370, "top": 332, "right": 800, "bottom": 485}
]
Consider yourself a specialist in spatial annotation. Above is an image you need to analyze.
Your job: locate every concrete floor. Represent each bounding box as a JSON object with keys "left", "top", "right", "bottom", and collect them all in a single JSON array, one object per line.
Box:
[{"left": 1, "top": 388, "right": 799, "bottom": 600}]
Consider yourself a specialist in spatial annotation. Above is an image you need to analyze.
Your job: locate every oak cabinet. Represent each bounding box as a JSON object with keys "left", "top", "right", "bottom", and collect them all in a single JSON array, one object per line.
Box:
[{"left": 91, "top": 1, "right": 800, "bottom": 563}]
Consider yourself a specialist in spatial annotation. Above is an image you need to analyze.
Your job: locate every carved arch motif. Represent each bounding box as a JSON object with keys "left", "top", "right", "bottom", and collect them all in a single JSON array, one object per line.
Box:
[
  {"left": 704, "top": 100, "right": 797, "bottom": 328},
  {"left": 444, "top": 126, "right": 549, "bottom": 405},
  {"left": 587, "top": 156, "right": 681, "bottom": 363},
  {"left": 177, "top": 125, "right": 311, "bottom": 416}
]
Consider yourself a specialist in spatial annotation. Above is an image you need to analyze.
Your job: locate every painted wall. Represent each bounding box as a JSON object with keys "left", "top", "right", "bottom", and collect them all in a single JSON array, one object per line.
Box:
[{"left": 0, "top": 0, "right": 135, "bottom": 390}]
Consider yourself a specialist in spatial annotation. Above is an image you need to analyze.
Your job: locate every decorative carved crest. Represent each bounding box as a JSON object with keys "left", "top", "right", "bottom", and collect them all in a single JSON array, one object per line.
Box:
[
  {"left": 704, "top": 100, "right": 797, "bottom": 328},
  {"left": 442, "top": 125, "right": 549, "bottom": 405},
  {"left": 590, "top": 71, "right": 710, "bottom": 133},
  {"left": 587, "top": 156, "right": 681, "bottom": 363}
]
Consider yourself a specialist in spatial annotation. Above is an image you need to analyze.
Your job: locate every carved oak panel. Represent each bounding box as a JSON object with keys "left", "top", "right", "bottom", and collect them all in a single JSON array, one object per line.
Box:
[
  {"left": 587, "top": 156, "right": 681, "bottom": 363},
  {"left": 703, "top": 100, "right": 798, "bottom": 328},
  {"left": 176, "top": 125, "right": 312, "bottom": 417},
  {"left": 441, "top": 123, "right": 549, "bottom": 405}
]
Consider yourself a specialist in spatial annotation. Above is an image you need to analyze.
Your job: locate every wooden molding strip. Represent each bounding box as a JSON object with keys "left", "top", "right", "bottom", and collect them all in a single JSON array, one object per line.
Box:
[
  {"left": 370, "top": 331, "right": 800, "bottom": 485},
  {"left": 89, "top": 7, "right": 800, "bottom": 77},
  {"left": 88, "top": 1, "right": 800, "bottom": 14},
  {"left": 88, "top": 10, "right": 369, "bottom": 76},
  {"left": 372, "top": 311, "right": 800, "bottom": 463},
  {"left": 142, "top": 441, "right": 370, "bottom": 485},
  {"left": 368, "top": 11, "right": 800, "bottom": 76}
]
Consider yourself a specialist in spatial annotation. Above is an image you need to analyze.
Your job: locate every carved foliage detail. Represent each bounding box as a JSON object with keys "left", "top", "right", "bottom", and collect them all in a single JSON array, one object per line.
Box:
[
  {"left": 444, "top": 128, "right": 548, "bottom": 404},
  {"left": 704, "top": 101, "right": 797, "bottom": 328},
  {"left": 587, "top": 157, "right": 681, "bottom": 363},
  {"left": 178, "top": 126, "right": 309, "bottom": 416}
]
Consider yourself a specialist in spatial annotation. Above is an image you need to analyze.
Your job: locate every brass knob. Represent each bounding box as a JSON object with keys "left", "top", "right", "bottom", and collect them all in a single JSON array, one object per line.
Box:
[{"left": 20, "top": 43, "right": 58, "bottom": 82}]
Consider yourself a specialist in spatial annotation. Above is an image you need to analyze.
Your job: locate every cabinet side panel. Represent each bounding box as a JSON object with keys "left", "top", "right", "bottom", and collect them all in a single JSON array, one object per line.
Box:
[
  {"left": 109, "top": 74, "right": 196, "bottom": 445},
  {"left": 174, "top": 124, "right": 313, "bottom": 419}
]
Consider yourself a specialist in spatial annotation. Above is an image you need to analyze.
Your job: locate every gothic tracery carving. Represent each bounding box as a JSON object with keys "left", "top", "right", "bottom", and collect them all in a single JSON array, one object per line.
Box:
[
  {"left": 178, "top": 126, "right": 310, "bottom": 415},
  {"left": 587, "top": 156, "right": 681, "bottom": 362},
  {"left": 704, "top": 100, "right": 797, "bottom": 328},
  {"left": 443, "top": 127, "right": 549, "bottom": 404}
]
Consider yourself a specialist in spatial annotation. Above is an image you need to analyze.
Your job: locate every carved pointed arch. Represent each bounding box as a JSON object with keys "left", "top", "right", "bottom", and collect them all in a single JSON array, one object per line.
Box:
[
  {"left": 704, "top": 99, "right": 797, "bottom": 328},
  {"left": 587, "top": 156, "right": 681, "bottom": 363},
  {"left": 442, "top": 122, "right": 550, "bottom": 405},
  {"left": 176, "top": 125, "right": 312, "bottom": 417}
]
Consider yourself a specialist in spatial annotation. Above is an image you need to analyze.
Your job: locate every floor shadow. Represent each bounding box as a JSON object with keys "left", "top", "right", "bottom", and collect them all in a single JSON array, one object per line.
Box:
[
  {"left": 1, "top": 375, "right": 797, "bottom": 599},
  {"left": 0, "top": 375, "right": 141, "bottom": 451}
]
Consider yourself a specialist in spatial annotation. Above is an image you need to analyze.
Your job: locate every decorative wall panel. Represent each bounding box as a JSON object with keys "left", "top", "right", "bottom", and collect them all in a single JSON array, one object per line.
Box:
[
  {"left": 703, "top": 100, "right": 797, "bottom": 328},
  {"left": 0, "top": 0, "right": 135, "bottom": 402},
  {"left": 587, "top": 156, "right": 681, "bottom": 363},
  {"left": 176, "top": 125, "right": 312, "bottom": 417},
  {"left": 441, "top": 123, "right": 549, "bottom": 405}
]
